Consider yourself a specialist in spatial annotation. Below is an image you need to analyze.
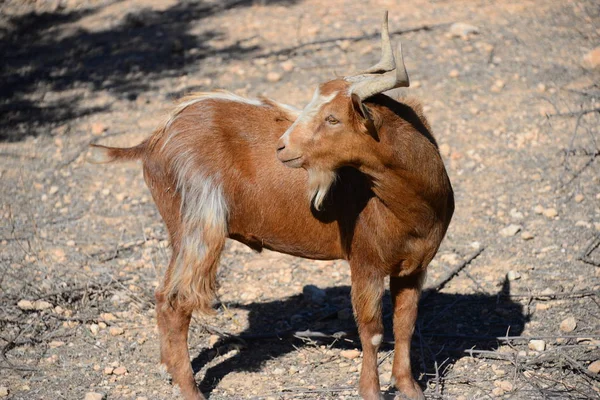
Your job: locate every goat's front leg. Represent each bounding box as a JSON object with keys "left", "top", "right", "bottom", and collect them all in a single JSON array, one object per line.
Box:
[
  {"left": 350, "top": 264, "right": 385, "bottom": 400},
  {"left": 389, "top": 271, "right": 426, "bottom": 400},
  {"left": 155, "top": 291, "right": 204, "bottom": 400}
]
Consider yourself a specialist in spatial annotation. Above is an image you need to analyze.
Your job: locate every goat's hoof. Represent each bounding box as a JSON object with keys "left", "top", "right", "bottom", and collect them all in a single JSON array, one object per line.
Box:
[{"left": 392, "top": 378, "right": 425, "bottom": 400}]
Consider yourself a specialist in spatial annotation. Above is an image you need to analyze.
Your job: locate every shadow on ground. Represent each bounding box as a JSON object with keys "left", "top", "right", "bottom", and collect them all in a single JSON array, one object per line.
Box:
[
  {"left": 0, "top": 0, "right": 301, "bottom": 142},
  {"left": 191, "top": 278, "right": 528, "bottom": 397}
]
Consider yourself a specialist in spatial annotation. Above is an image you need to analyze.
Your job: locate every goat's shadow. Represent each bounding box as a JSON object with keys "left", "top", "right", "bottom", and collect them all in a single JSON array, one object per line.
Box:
[{"left": 191, "top": 278, "right": 528, "bottom": 397}]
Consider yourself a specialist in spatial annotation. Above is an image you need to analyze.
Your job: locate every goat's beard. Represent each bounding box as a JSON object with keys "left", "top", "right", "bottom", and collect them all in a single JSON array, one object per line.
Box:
[{"left": 307, "top": 168, "right": 337, "bottom": 211}]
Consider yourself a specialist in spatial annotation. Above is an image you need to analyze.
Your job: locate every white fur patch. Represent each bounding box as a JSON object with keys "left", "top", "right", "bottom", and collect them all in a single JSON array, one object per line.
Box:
[
  {"left": 371, "top": 334, "right": 383, "bottom": 346},
  {"left": 86, "top": 146, "right": 113, "bottom": 164},
  {"left": 307, "top": 168, "right": 337, "bottom": 210}
]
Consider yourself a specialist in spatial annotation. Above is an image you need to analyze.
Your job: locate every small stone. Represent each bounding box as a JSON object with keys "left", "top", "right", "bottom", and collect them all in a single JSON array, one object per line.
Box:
[
  {"left": 113, "top": 366, "right": 127, "bottom": 375},
  {"left": 441, "top": 253, "right": 461, "bottom": 266},
  {"left": 499, "top": 224, "right": 521, "bottom": 237},
  {"left": 449, "top": 69, "right": 460, "bottom": 78},
  {"left": 340, "top": 349, "right": 361, "bottom": 360},
  {"left": 208, "top": 334, "right": 220, "bottom": 347},
  {"left": 543, "top": 208, "right": 558, "bottom": 218},
  {"left": 49, "top": 340, "right": 65, "bottom": 348},
  {"left": 528, "top": 339, "right": 546, "bottom": 351},
  {"left": 272, "top": 367, "right": 285, "bottom": 375},
  {"left": 89, "top": 324, "right": 100, "bottom": 335},
  {"left": 537, "top": 83, "right": 546, "bottom": 92},
  {"left": 491, "top": 387, "right": 504, "bottom": 397},
  {"left": 84, "top": 393, "right": 104, "bottom": 400},
  {"left": 494, "top": 380, "right": 513, "bottom": 392},
  {"left": 103, "top": 367, "right": 114, "bottom": 375},
  {"left": 266, "top": 72, "right": 282, "bottom": 82},
  {"left": 100, "top": 313, "right": 117, "bottom": 321},
  {"left": 91, "top": 123, "right": 107, "bottom": 136},
  {"left": 507, "top": 270, "right": 521, "bottom": 281},
  {"left": 574, "top": 194, "right": 584, "bottom": 203},
  {"left": 587, "top": 360, "right": 600, "bottom": 374},
  {"left": 509, "top": 208, "right": 523, "bottom": 220},
  {"left": 303, "top": 285, "right": 326, "bottom": 305},
  {"left": 521, "top": 231, "right": 534, "bottom": 240},
  {"left": 66, "top": 240, "right": 75, "bottom": 247},
  {"left": 582, "top": 47, "right": 600, "bottom": 70},
  {"left": 17, "top": 300, "right": 35, "bottom": 310},
  {"left": 559, "top": 316, "right": 577, "bottom": 332},
  {"left": 533, "top": 205, "right": 545, "bottom": 214},
  {"left": 109, "top": 327, "right": 125, "bottom": 336},
  {"left": 49, "top": 186, "right": 59, "bottom": 195},
  {"left": 0, "top": 387, "right": 8, "bottom": 397},
  {"left": 535, "top": 303, "right": 550, "bottom": 311},
  {"left": 280, "top": 60, "right": 294, "bottom": 72},
  {"left": 34, "top": 300, "right": 53, "bottom": 310},
  {"left": 448, "top": 22, "right": 479, "bottom": 39}
]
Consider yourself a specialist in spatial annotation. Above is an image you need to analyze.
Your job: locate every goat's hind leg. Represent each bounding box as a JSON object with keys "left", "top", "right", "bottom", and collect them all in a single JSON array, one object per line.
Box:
[{"left": 156, "top": 232, "right": 226, "bottom": 400}]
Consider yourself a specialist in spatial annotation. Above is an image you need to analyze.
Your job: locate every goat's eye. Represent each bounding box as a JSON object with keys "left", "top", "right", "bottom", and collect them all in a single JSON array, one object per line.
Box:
[{"left": 325, "top": 115, "right": 339, "bottom": 125}]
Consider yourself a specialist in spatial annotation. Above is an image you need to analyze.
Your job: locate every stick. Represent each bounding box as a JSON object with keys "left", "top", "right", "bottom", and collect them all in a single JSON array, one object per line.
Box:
[{"left": 421, "top": 248, "right": 485, "bottom": 302}]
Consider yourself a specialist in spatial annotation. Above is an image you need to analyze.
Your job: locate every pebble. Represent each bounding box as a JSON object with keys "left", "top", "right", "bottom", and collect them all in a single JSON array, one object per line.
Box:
[
  {"left": 104, "top": 367, "right": 114, "bottom": 375},
  {"left": 521, "top": 231, "right": 534, "bottom": 240},
  {"left": 559, "top": 316, "right": 577, "bottom": 332},
  {"left": 440, "top": 253, "right": 461, "bottom": 266},
  {"left": 494, "top": 380, "right": 513, "bottom": 392},
  {"left": 582, "top": 47, "right": 600, "bottom": 70},
  {"left": 208, "top": 334, "right": 220, "bottom": 347},
  {"left": 272, "top": 367, "right": 285, "bottom": 375},
  {"left": 448, "top": 22, "right": 479, "bottom": 39},
  {"left": 573, "top": 194, "right": 584, "bottom": 203},
  {"left": 280, "top": 60, "right": 294, "bottom": 72},
  {"left": 109, "top": 327, "right": 125, "bottom": 336},
  {"left": 113, "top": 366, "right": 128, "bottom": 375},
  {"left": 49, "top": 340, "right": 65, "bottom": 348},
  {"left": 588, "top": 360, "right": 600, "bottom": 374},
  {"left": 491, "top": 387, "right": 504, "bottom": 396},
  {"left": 84, "top": 393, "right": 104, "bottom": 400},
  {"left": 91, "top": 123, "right": 108, "bottom": 136},
  {"left": 499, "top": 224, "right": 521, "bottom": 237},
  {"left": 533, "top": 205, "right": 545, "bottom": 214},
  {"left": 507, "top": 270, "right": 521, "bottom": 281},
  {"left": 449, "top": 69, "right": 460, "bottom": 78},
  {"left": 266, "top": 72, "right": 282, "bottom": 82},
  {"left": 535, "top": 303, "right": 550, "bottom": 311},
  {"left": 543, "top": 208, "right": 558, "bottom": 218},
  {"left": 34, "top": 300, "right": 54, "bottom": 310},
  {"left": 17, "top": 299, "right": 35, "bottom": 311},
  {"left": 0, "top": 387, "right": 8, "bottom": 398},
  {"left": 528, "top": 339, "right": 546, "bottom": 351},
  {"left": 340, "top": 349, "right": 361, "bottom": 360},
  {"left": 89, "top": 324, "right": 100, "bottom": 335},
  {"left": 100, "top": 313, "right": 117, "bottom": 321},
  {"left": 49, "top": 186, "right": 59, "bottom": 195},
  {"left": 303, "top": 285, "right": 326, "bottom": 305}
]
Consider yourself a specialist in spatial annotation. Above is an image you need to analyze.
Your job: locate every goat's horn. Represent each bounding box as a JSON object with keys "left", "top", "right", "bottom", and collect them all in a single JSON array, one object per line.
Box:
[{"left": 346, "top": 11, "right": 410, "bottom": 101}]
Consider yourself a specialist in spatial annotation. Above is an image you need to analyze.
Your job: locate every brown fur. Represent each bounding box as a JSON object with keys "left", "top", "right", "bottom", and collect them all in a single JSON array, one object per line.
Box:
[{"left": 90, "top": 81, "right": 453, "bottom": 400}]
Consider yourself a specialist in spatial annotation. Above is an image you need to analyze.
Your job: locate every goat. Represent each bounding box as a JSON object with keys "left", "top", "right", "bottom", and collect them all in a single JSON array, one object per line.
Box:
[{"left": 88, "top": 12, "right": 453, "bottom": 400}]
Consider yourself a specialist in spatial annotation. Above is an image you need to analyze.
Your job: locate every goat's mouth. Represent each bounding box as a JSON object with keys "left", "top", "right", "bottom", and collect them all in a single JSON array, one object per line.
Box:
[{"left": 280, "top": 155, "right": 304, "bottom": 168}]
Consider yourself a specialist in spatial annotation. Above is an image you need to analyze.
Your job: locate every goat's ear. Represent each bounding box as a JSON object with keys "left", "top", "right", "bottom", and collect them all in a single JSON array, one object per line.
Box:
[{"left": 351, "top": 93, "right": 379, "bottom": 141}]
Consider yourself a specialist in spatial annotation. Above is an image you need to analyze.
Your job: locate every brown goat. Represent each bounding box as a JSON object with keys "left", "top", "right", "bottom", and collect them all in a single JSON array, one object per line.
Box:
[{"left": 88, "top": 12, "right": 453, "bottom": 400}]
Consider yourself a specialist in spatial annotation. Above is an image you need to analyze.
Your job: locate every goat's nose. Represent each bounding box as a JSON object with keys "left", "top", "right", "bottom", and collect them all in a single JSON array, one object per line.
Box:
[{"left": 276, "top": 138, "right": 286, "bottom": 152}]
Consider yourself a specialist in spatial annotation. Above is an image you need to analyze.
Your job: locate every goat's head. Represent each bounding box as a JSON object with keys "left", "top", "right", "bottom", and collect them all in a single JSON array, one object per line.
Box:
[{"left": 276, "top": 11, "right": 410, "bottom": 209}]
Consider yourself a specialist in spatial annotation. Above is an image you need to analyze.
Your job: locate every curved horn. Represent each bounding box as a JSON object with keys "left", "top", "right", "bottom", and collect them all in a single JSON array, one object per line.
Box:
[{"left": 346, "top": 11, "right": 410, "bottom": 101}]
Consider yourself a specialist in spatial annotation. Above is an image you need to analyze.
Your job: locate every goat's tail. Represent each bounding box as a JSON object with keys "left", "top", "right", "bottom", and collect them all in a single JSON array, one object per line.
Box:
[{"left": 87, "top": 141, "right": 147, "bottom": 164}]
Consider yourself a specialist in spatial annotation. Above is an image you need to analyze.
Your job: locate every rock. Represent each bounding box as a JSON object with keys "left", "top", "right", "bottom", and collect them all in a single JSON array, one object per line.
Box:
[
  {"left": 448, "top": 22, "right": 479, "bottom": 39},
  {"left": 109, "top": 327, "right": 125, "bottom": 336},
  {"left": 494, "top": 380, "right": 513, "bottom": 392},
  {"left": 340, "top": 349, "right": 361, "bottom": 360},
  {"left": 441, "top": 253, "right": 461, "bottom": 266},
  {"left": 533, "top": 205, "right": 545, "bottom": 214},
  {"left": 448, "top": 69, "right": 460, "bottom": 78},
  {"left": 499, "top": 224, "right": 521, "bottom": 237},
  {"left": 272, "top": 367, "right": 285, "bottom": 375},
  {"left": 266, "top": 72, "right": 282, "bottom": 82},
  {"left": 588, "top": 360, "right": 600, "bottom": 374},
  {"left": 208, "top": 334, "right": 220, "bottom": 347},
  {"left": 0, "top": 387, "right": 8, "bottom": 398},
  {"left": 507, "top": 270, "right": 521, "bottom": 281},
  {"left": 543, "top": 208, "right": 558, "bottom": 218},
  {"left": 100, "top": 313, "right": 117, "bottom": 321},
  {"left": 89, "top": 324, "right": 100, "bottom": 335},
  {"left": 17, "top": 300, "right": 35, "bottom": 311},
  {"left": 303, "top": 285, "right": 326, "bottom": 305},
  {"left": 49, "top": 186, "right": 59, "bottom": 195},
  {"left": 113, "top": 366, "right": 127, "bottom": 375},
  {"left": 49, "top": 340, "right": 65, "bottom": 348},
  {"left": 280, "top": 60, "right": 294, "bottom": 72},
  {"left": 574, "top": 194, "right": 584, "bottom": 203},
  {"left": 34, "top": 300, "right": 53, "bottom": 310},
  {"left": 491, "top": 387, "right": 504, "bottom": 396},
  {"left": 84, "top": 393, "right": 104, "bottom": 400},
  {"left": 521, "top": 231, "right": 534, "bottom": 240},
  {"left": 509, "top": 208, "right": 524, "bottom": 220},
  {"left": 559, "top": 316, "right": 577, "bottom": 332},
  {"left": 535, "top": 303, "right": 550, "bottom": 311},
  {"left": 582, "top": 47, "right": 600, "bottom": 70},
  {"left": 91, "top": 123, "right": 107, "bottom": 136},
  {"left": 528, "top": 339, "right": 546, "bottom": 351},
  {"left": 103, "top": 367, "right": 114, "bottom": 375}
]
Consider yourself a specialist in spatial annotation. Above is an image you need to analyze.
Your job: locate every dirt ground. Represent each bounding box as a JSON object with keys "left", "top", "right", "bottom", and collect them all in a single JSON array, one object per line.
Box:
[{"left": 1, "top": 0, "right": 599, "bottom": 399}]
